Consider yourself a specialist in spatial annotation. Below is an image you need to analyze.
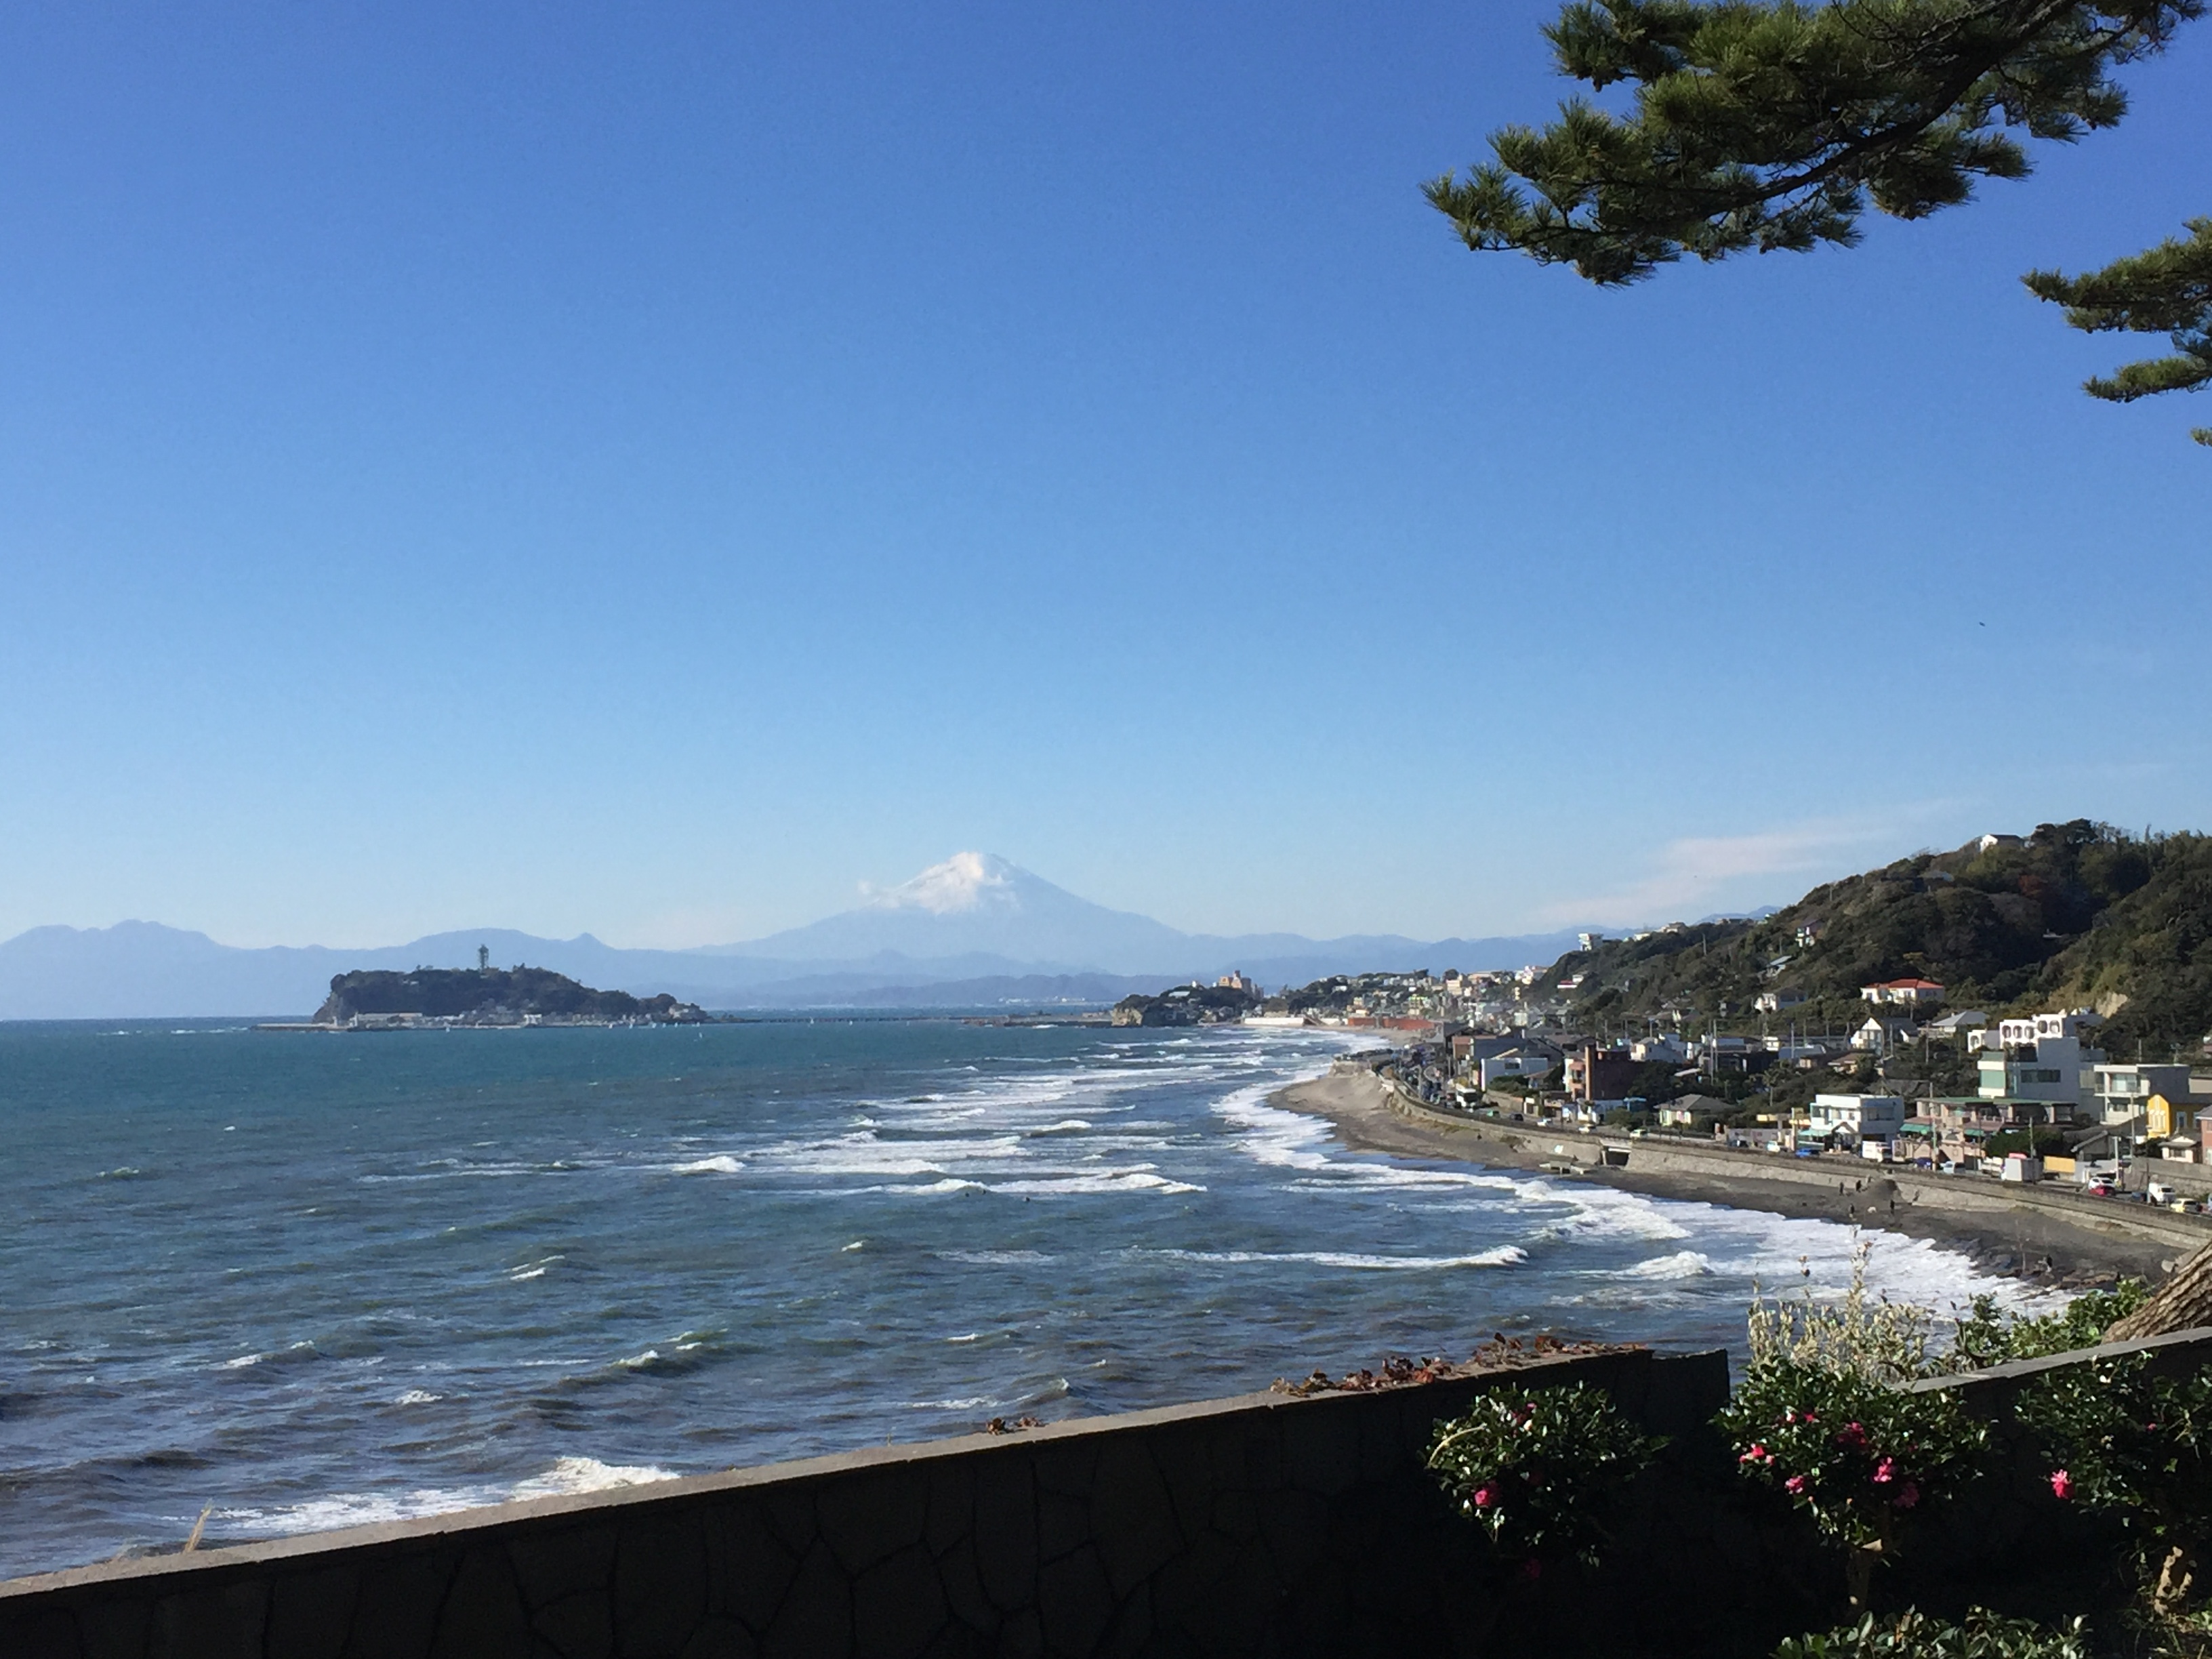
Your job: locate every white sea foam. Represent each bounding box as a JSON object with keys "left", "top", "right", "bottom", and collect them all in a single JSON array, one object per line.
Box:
[
  {"left": 1147, "top": 1246, "right": 1525, "bottom": 1271},
  {"left": 213, "top": 1457, "right": 678, "bottom": 1539},
  {"left": 909, "top": 1395, "right": 994, "bottom": 1410},
  {"left": 394, "top": 1389, "right": 442, "bottom": 1406},
  {"left": 988, "top": 1170, "right": 1204, "bottom": 1197},
  {"left": 1625, "top": 1250, "right": 1716, "bottom": 1280},
  {"left": 668, "top": 1155, "right": 743, "bottom": 1175},
  {"left": 939, "top": 1249, "right": 1052, "bottom": 1264}
]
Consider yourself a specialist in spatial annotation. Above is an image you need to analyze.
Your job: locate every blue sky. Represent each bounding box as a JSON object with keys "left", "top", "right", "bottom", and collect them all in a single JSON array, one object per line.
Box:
[{"left": 1, "top": 1, "right": 2207, "bottom": 950}]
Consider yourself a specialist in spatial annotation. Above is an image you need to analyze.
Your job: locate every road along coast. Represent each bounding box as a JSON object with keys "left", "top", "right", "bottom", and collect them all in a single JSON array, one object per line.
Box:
[{"left": 1272, "top": 1067, "right": 2211, "bottom": 1292}]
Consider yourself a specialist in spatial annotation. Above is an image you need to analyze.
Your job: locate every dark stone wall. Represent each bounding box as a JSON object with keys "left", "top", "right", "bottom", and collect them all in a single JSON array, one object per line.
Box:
[
  {"left": 9, "top": 1332, "right": 2182, "bottom": 1659},
  {"left": 1, "top": 1347, "right": 1731, "bottom": 1659}
]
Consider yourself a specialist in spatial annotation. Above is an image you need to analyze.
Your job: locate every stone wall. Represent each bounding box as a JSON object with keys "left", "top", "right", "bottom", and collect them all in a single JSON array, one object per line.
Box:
[
  {"left": 12, "top": 1328, "right": 2203, "bottom": 1659},
  {"left": 1, "top": 1347, "right": 1734, "bottom": 1659}
]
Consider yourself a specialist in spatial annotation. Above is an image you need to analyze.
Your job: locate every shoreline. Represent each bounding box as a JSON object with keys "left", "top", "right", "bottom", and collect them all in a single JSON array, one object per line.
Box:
[{"left": 1270, "top": 1069, "right": 2184, "bottom": 1292}]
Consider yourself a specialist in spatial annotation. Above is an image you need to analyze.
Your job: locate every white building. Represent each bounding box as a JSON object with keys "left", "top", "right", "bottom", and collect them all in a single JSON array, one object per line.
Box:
[
  {"left": 1976, "top": 1011, "right": 2104, "bottom": 1116},
  {"left": 1851, "top": 1016, "right": 1919, "bottom": 1054},
  {"left": 1809, "top": 1093, "right": 1909, "bottom": 1145},
  {"left": 1860, "top": 979, "right": 1946, "bottom": 1007},
  {"left": 1755, "top": 988, "right": 1806, "bottom": 1012},
  {"left": 1479, "top": 1050, "right": 1558, "bottom": 1089}
]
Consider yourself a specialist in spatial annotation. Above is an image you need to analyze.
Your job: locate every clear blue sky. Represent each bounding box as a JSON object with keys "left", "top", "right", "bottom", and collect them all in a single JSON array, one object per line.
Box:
[{"left": 2, "top": 1, "right": 2207, "bottom": 949}]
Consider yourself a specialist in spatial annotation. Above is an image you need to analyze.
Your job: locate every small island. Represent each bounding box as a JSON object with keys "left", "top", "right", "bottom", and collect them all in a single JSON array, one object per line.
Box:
[{"left": 262, "top": 964, "right": 715, "bottom": 1031}]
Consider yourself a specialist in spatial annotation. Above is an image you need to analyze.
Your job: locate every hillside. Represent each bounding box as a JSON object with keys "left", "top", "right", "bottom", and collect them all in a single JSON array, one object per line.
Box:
[
  {"left": 1553, "top": 822, "right": 2212, "bottom": 1054},
  {"left": 314, "top": 966, "right": 711, "bottom": 1026}
]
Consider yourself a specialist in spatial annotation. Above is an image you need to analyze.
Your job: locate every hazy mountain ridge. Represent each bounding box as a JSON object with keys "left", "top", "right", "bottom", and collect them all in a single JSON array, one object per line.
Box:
[{"left": 0, "top": 854, "right": 1585, "bottom": 1018}]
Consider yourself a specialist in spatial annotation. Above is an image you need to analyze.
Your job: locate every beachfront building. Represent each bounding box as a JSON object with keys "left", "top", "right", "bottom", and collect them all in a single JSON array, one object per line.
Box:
[
  {"left": 1861, "top": 979, "right": 1946, "bottom": 1007},
  {"left": 1807, "top": 1093, "right": 1908, "bottom": 1149},
  {"left": 1565, "top": 1043, "right": 1640, "bottom": 1103},
  {"left": 1479, "top": 1046, "right": 1559, "bottom": 1090},
  {"left": 1975, "top": 1012, "right": 2104, "bottom": 1118},
  {"left": 2094, "top": 1063, "right": 2196, "bottom": 1126}
]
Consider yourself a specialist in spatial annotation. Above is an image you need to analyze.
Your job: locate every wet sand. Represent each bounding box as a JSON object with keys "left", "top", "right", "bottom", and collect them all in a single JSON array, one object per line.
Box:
[{"left": 1273, "top": 1070, "right": 2181, "bottom": 1292}]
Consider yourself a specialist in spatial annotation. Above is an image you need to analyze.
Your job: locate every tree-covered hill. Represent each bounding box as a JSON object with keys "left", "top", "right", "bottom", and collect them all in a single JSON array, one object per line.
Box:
[
  {"left": 1556, "top": 823, "right": 2212, "bottom": 1054},
  {"left": 314, "top": 966, "right": 710, "bottom": 1025}
]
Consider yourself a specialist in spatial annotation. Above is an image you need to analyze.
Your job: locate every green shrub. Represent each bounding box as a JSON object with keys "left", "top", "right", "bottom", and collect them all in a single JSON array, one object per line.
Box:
[
  {"left": 1719, "top": 1361, "right": 1988, "bottom": 1556},
  {"left": 2015, "top": 1353, "right": 2212, "bottom": 1612},
  {"left": 1425, "top": 1380, "right": 1664, "bottom": 1570},
  {"left": 1773, "top": 1607, "right": 2089, "bottom": 1658},
  {"left": 1948, "top": 1282, "right": 2150, "bottom": 1370}
]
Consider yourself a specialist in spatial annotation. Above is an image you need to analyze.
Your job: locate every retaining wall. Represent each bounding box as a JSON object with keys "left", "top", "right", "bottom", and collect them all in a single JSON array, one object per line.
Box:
[{"left": 1, "top": 1347, "right": 1736, "bottom": 1659}]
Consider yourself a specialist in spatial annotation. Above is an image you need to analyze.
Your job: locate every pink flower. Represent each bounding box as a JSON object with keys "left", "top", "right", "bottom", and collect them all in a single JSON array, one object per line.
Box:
[
  {"left": 1473, "top": 1487, "right": 1496, "bottom": 1509},
  {"left": 1893, "top": 1481, "right": 1920, "bottom": 1510},
  {"left": 2050, "top": 1470, "right": 2072, "bottom": 1500},
  {"left": 1785, "top": 1474, "right": 1807, "bottom": 1496},
  {"left": 1835, "top": 1422, "right": 1867, "bottom": 1450},
  {"left": 1872, "top": 1458, "right": 1896, "bottom": 1485},
  {"left": 1740, "top": 1443, "right": 1768, "bottom": 1464}
]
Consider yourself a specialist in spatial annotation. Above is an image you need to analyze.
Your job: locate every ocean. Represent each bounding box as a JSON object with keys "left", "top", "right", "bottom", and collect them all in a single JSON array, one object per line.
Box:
[{"left": 0, "top": 1016, "right": 2041, "bottom": 1581}]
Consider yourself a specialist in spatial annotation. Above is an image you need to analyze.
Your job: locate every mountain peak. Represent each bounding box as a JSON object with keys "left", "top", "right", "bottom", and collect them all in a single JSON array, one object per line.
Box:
[{"left": 865, "top": 853, "right": 1023, "bottom": 916}]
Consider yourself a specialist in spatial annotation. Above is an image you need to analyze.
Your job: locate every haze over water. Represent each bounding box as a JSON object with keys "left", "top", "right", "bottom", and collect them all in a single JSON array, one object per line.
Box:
[{"left": 1, "top": 1018, "right": 2036, "bottom": 1580}]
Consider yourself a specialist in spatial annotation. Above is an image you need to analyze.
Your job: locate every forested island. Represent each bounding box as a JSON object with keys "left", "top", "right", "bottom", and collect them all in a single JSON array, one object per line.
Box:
[{"left": 300, "top": 966, "right": 714, "bottom": 1029}]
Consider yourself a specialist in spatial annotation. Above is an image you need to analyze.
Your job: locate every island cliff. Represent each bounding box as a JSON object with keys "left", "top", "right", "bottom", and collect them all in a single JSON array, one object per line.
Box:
[{"left": 311, "top": 966, "right": 712, "bottom": 1027}]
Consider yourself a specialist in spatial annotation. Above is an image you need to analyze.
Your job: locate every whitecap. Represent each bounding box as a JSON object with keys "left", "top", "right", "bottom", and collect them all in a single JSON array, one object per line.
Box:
[
  {"left": 394, "top": 1389, "right": 443, "bottom": 1406},
  {"left": 1147, "top": 1246, "right": 1524, "bottom": 1271},
  {"left": 668, "top": 1155, "right": 744, "bottom": 1176},
  {"left": 1624, "top": 1250, "right": 1715, "bottom": 1280}
]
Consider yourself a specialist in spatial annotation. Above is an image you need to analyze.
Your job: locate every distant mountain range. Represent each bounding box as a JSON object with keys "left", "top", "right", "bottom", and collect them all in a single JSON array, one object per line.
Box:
[{"left": 0, "top": 853, "right": 1586, "bottom": 1019}]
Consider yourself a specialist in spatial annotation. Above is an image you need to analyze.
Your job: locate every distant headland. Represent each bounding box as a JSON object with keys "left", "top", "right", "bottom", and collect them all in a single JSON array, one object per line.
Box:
[{"left": 260, "top": 963, "right": 716, "bottom": 1031}]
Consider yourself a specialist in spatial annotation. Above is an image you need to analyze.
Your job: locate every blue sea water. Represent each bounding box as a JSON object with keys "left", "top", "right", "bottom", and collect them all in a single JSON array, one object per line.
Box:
[{"left": 0, "top": 1017, "right": 2036, "bottom": 1580}]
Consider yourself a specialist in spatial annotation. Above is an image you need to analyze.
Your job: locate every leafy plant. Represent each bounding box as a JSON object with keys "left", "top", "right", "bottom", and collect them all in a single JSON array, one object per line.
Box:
[
  {"left": 1749, "top": 1240, "right": 1943, "bottom": 1385},
  {"left": 1773, "top": 1606, "right": 2090, "bottom": 1658},
  {"left": 2016, "top": 1352, "right": 2212, "bottom": 1614},
  {"left": 1425, "top": 1380, "right": 1664, "bottom": 1570},
  {"left": 1949, "top": 1282, "right": 2151, "bottom": 1370}
]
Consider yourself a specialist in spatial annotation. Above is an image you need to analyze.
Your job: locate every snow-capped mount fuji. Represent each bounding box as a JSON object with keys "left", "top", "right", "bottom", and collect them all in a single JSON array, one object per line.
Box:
[{"left": 716, "top": 853, "right": 1190, "bottom": 970}]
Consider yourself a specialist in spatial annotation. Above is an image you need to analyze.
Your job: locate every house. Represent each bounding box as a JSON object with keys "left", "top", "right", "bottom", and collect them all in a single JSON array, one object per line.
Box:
[
  {"left": 1975, "top": 1011, "right": 2104, "bottom": 1117},
  {"left": 1656, "top": 1091, "right": 1733, "bottom": 1128},
  {"left": 1976, "top": 833, "right": 2025, "bottom": 853},
  {"left": 1724, "top": 1122, "right": 1785, "bottom": 1151},
  {"left": 1851, "top": 1016, "right": 1919, "bottom": 1055},
  {"left": 2094, "top": 1063, "right": 2196, "bottom": 1126},
  {"left": 1755, "top": 988, "right": 1806, "bottom": 1013},
  {"left": 1479, "top": 1046, "right": 1560, "bottom": 1090},
  {"left": 1924, "top": 1010, "right": 1988, "bottom": 1037},
  {"left": 1565, "top": 1043, "right": 1641, "bottom": 1103},
  {"left": 1808, "top": 1093, "right": 1908, "bottom": 1147},
  {"left": 2146, "top": 1092, "right": 2198, "bottom": 1142},
  {"left": 1861, "top": 979, "right": 1946, "bottom": 1007}
]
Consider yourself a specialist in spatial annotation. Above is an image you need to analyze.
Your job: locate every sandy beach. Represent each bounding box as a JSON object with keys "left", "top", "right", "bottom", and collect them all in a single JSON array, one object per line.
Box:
[{"left": 1272, "top": 1069, "right": 2184, "bottom": 1292}]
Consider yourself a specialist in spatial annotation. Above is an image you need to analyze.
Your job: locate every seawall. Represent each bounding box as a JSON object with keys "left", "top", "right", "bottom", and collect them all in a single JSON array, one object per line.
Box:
[
  {"left": 1365, "top": 1076, "right": 2212, "bottom": 1255},
  {"left": 2, "top": 1347, "right": 1734, "bottom": 1659}
]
